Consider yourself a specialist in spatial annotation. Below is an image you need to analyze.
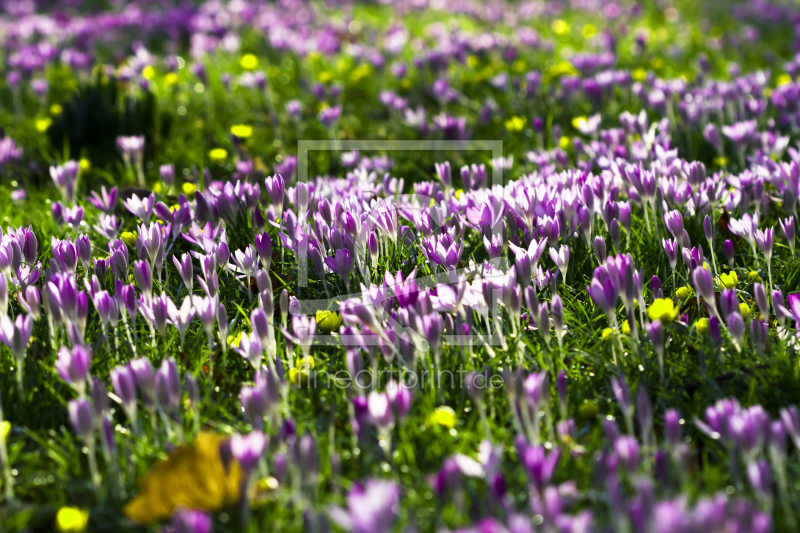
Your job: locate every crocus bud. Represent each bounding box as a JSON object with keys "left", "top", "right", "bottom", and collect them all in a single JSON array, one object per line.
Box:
[
  {"left": 156, "top": 358, "right": 180, "bottom": 412},
  {"left": 387, "top": 380, "right": 412, "bottom": 421},
  {"left": 173, "top": 253, "right": 193, "bottom": 294},
  {"left": 594, "top": 236, "right": 607, "bottom": 264},
  {"left": 754, "top": 283, "right": 768, "bottom": 319},
  {"left": 255, "top": 232, "right": 272, "bottom": 270},
  {"left": 56, "top": 344, "right": 91, "bottom": 394},
  {"left": 551, "top": 294, "right": 564, "bottom": 340},
  {"left": 111, "top": 365, "right": 137, "bottom": 415},
  {"left": 91, "top": 376, "right": 109, "bottom": 418},
  {"left": 709, "top": 316, "right": 722, "bottom": 345},
  {"left": 557, "top": 370, "right": 568, "bottom": 412},
  {"left": 610, "top": 219, "right": 621, "bottom": 251},
  {"left": 751, "top": 318, "right": 768, "bottom": 351},
  {"left": 703, "top": 215, "right": 713, "bottom": 244},
  {"left": 650, "top": 275, "right": 663, "bottom": 299},
  {"left": 69, "top": 398, "right": 94, "bottom": 438},
  {"left": 724, "top": 239, "right": 735, "bottom": 267},
  {"left": 130, "top": 358, "right": 155, "bottom": 407},
  {"left": 251, "top": 307, "right": 270, "bottom": 347},
  {"left": 133, "top": 259, "right": 152, "bottom": 296},
  {"left": 368, "top": 231, "right": 379, "bottom": 256},
  {"left": 614, "top": 436, "right": 639, "bottom": 472},
  {"left": 646, "top": 321, "right": 665, "bottom": 361},
  {"left": 727, "top": 312, "right": 745, "bottom": 351}
]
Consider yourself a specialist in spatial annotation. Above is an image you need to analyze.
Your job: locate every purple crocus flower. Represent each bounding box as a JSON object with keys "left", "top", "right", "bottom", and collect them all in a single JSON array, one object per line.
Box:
[
  {"left": 111, "top": 365, "right": 137, "bottom": 420},
  {"left": 155, "top": 357, "right": 180, "bottom": 412},
  {"left": 319, "top": 106, "right": 342, "bottom": 127},
  {"left": 780, "top": 216, "right": 796, "bottom": 257},
  {"left": 325, "top": 248, "right": 353, "bottom": 289},
  {"left": 133, "top": 259, "right": 152, "bottom": 296},
  {"left": 521, "top": 444, "right": 560, "bottom": 492},
  {"left": 724, "top": 239, "right": 735, "bottom": 267},
  {"left": 692, "top": 266, "right": 717, "bottom": 316},
  {"left": 123, "top": 193, "right": 155, "bottom": 221},
  {"left": 130, "top": 357, "right": 155, "bottom": 407},
  {"left": 170, "top": 508, "right": 212, "bottom": 533},
  {"left": 230, "top": 430, "right": 267, "bottom": 474},
  {"left": 663, "top": 210, "right": 684, "bottom": 246},
  {"left": 235, "top": 331, "right": 263, "bottom": 369},
  {"left": 614, "top": 436, "right": 639, "bottom": 472},
  {"left": 0, "top": 313, "right": 33, "bottom": 363},
  {"left": 87, "top": 186, "right": 117, "bottom": 213},
  {"left": 587, "top": 277, "right": 619, "bottom": 322},
  {"left": 368, "top": 391, "right": 394, "bottom": 428},
  {"left": 68, "top": 398, "right": 94, "bottom": 439},
  {"left": 755, "top": 227, "right": 774, "bottom": 265},
  {"left": 56, "top": 344, "right": 91, "bottom": 394},
  {"left": 328, "top": 480, "right": 400, "bottom": 533},
  {"left": 662, "top": 238, "right": 679, "bottom": 270},
  {"left": 255, "top": 232, "right": 272, "bottom": 269},
  {"left": 172, "top": 253, "right": 194, "bottom": 294},
  {"left": 169, "top": 296, "right": 196, "bottom": 347}
]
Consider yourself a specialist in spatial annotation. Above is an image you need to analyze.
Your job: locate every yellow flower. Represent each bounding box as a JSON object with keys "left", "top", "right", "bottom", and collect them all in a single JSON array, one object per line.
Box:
[
  {"left": 182, "top": 182, "right": 197, "bottom": 196},
  {"left": 543, "top": 61, "right": 577, "bottom": 83},
  {"left": 123, "top": 433, "right": 242, "bottom": 524},
  {"left": 428, "top": 406, "right": 457, "bottom": 428},
  {"left": 240, "top": 53, "right": 259, "bottom": 70},
  {"left": 120, "top": 231, "right": 137, "bottom": 248},
  {"left": 79, "top": 158, "right": 91, "bottom": 173},
  {"left": 559, "top": 136, "right": 572, "bottom": 150},
  {"left": 230, "top": 124, "right": 253, "bottom": 139},
  {"left": 714, "top": 156, "right": 729, "bottom": 167},
  {"left": 551, "top": 19, "right": 570, "bottom": 36},
  {"left": 208, "top": 148, "right": 228, "bottom": 161},
  {"left": 56, "top": 507, "right": 89, "bottom": 533},
  {"left": 777, "top": 73, "right": 793, "bottom": 86},
  {"left": 718, "top": 271, "right": 738, "bottom": 289},
  {"left": 142, "top": 65, "right": 156, "bottom": 80},
  {"left": 505, "top": 116, "right": 526, "bottom": 132},
  {"left": 164, "top": 72, "right": 179, "bottom": 86},
  {"left": 1, "top": 420, "right": 9, "bottom": 440},
  {"left": 601, "top": 327, "right": 613, "bottom": 339},
  {"left": 50, "top": 104, "right": 63, "bottom": 116},
  {"left": 36, "top": 117, "right": 52, "bottom": 132},
  {"left": 571, "top": 116, "right": 588, "bottom": 130},
  {"left": 350, "top": 64, "right": 372, "bottom": 83},
  {"left": 620, "top": 320, "right": 631, "bottom": 334},
  {"left": 676, "top": 286, "right": 692, "bottom": 301},
  {"left": 289, "top": 356, "right": 315, "bottom": 386},
  {"left": 747, "top": 271, "right": 761, "bottom": 282},
  {"left": 632, "top": 68, "right": 647, "bottom": 81},
  {"left": 318, "top": 70, "right": 335, "bottom": 83},
  {"left": 696, "top": 318, "right": 710, "bottom": 335},
  {"left": 227, "top": 331, "right": 243, "bottom": 348},
  {"left": 648, "top": 298, "right": 679, "bottom": 325},
  {"left": 740, "top": 303, "right": 751, "bottom": 321},
  {"left": 152, "top": 182, "right": 163, "bottom": 194},
  {"left": 582, "top": 24, "right": 597, "bottom": 38},
  {"left": 316, "top": 310, "right": 342, "bottom": 333}
]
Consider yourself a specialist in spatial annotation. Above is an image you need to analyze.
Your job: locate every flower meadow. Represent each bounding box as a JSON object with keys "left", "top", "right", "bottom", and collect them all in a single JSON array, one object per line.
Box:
[{"left": 7, "top": 1, "right": 800, "bottom": 532}]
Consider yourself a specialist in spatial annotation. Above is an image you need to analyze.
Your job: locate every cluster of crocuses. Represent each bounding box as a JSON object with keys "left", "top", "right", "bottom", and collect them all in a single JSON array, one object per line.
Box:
[{"left": 422, "top": 372, "right": 775, "bottom": 533}]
